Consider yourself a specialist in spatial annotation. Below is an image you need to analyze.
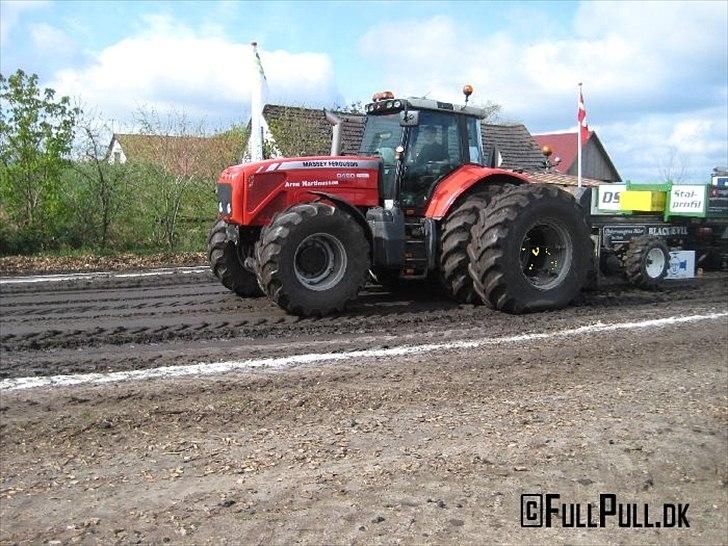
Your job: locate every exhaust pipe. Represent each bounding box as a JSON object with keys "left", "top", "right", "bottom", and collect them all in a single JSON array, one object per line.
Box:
[{"left": 324, "top": 109, "right": 343, "bottom": 156}]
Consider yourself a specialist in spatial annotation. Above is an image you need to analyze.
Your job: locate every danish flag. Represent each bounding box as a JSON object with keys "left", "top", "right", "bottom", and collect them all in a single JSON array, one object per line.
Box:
[{"left": 578, "top": 88, "right": 589, "bottom": 144}]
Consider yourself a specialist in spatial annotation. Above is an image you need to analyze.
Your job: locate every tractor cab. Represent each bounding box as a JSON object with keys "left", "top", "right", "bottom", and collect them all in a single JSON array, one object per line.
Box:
[{"left": 359, "top": 89, "right": 488, "bottom": 213}]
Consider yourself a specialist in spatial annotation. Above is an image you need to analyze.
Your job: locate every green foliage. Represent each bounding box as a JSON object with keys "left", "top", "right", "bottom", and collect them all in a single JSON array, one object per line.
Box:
[
  {"left": 0, "top": 69, "right": 80, "bottom": 251},
  {"left": 0, "top": 91, "right": 228, "bottom": 255},
  {"left": 266, "top": 107, "right": 329, "bottom": 157}
]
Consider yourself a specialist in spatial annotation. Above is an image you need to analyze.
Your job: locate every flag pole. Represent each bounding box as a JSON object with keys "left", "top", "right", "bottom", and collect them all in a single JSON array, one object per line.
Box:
[
  {"left": 249, "top": 42, "right": 265, "bottom": 162},
  {"left": 577, "top": 82, "right": 583, "bottom": 188}
]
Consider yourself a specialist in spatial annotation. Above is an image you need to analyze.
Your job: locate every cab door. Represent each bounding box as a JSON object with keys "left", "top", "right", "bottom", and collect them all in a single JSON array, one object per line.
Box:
[{"left": 399, "top": 111, "right": 465, "bottom": 209}]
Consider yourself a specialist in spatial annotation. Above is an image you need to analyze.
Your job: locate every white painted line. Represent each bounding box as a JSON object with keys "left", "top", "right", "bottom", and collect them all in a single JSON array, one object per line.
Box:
[
  {"left": 2, "top": 311, "right": 726, "bottom": 392},
  {"left": 0, "top": 266, "right": 210, "bottom": 285}
]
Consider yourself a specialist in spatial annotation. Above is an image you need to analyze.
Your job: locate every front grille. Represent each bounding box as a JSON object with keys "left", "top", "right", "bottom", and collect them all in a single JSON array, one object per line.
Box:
[{"left": 217, "top": 183, "right": 232, "bottom": 216}]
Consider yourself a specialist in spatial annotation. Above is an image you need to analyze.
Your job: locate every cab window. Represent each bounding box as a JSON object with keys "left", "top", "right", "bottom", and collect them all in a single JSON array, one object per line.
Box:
[
  {"left": 466, "top": 117, "right": 483, "bottom": 165},
  {"left": 400, "top": 111, "right": 463, "bottom": 207}
]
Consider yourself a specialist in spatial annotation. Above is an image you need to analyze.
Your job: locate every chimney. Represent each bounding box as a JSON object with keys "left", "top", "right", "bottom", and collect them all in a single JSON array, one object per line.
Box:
[{"left": 324, "top": 109, "right": 343, "bottom": 156}]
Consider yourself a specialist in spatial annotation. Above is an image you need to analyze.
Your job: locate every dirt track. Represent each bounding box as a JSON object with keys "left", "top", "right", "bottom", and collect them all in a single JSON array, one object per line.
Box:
[
  {"left": 1, "top": 270, "right": 727, "bottom": 544},
  {"left": 1, "top": 270, "right": 726, "bottom": 380}
]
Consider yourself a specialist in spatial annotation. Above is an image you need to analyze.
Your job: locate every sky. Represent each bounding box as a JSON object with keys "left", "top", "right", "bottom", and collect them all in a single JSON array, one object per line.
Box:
[{"left": 1, "top": 0, "right": 726, "bottom": 182}]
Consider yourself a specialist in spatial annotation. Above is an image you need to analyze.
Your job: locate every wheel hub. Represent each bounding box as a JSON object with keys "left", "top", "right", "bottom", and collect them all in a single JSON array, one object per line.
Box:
[
  {"left": 645, "top": 247, "right": 666, "bottom": 278},
  {"left": 520, "top": 221, "right": 572, "bottom": 290},
  {"left": 296, "top": 240, "right": 329, "bottom": 278},
  {"left": 294, "top": 233, "right": 348, "bottom": 291}
]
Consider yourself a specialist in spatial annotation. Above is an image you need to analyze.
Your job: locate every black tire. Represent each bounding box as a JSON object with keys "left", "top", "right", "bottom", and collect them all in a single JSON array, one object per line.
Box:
[
  {"left": 439, "top": 184, "right": 513, "bottom": 303},
  {"left": 207, "top": 220, "right": 262, "bottom": 297},
  {"left": 467, "top": 184, "right": 592, "bottom": 313},
  {"left": 622, "top": 235, "right": 670, "bottom": 289},
  {"left": 255, "top": 203, "right": 369, "bottom": 316}
]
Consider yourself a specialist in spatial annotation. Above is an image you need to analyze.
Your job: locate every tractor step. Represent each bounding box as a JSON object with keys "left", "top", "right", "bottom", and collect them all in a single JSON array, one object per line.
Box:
[{"left": 402, "top": 217, "right": 429, "bottom": 279}]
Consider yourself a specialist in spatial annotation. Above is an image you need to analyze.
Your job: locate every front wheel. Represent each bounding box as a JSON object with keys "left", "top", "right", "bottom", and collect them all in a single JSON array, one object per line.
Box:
[
  {"left": 255, "top": 203, "right": 370, "bottom": 316},
  {"left": 467, "top": 184, "right": 592, "bottom": 313},
  {"left": 207, "top": 220, "right": 262, "bottom": 297}
]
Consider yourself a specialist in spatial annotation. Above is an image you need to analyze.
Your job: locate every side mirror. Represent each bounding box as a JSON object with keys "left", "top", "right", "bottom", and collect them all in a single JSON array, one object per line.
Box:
[{"left": 399, "top": 110, "right": 419, "bottom": 127}]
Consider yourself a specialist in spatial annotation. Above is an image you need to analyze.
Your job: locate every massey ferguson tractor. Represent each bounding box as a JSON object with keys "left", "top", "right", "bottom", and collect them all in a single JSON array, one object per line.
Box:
[{"left": 208, "top": 88, "right": 594, "bottom": 316}]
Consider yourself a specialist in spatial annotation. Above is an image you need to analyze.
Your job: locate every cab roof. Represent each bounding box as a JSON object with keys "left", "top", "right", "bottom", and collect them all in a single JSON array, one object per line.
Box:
[{"left": 365, "top": 97, "right": 489, "bottom": 119}]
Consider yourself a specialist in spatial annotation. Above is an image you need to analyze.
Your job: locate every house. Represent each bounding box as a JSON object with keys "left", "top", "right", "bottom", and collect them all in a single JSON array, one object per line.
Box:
[
  {"left": 533, "top": 131, "right": 621, "bottom": 182},
  {"left": 482, "top": 123, "right": 547, "bottom": 171},
  {"left": 106, "top": 133, "right": 242, "bottom": 178}
]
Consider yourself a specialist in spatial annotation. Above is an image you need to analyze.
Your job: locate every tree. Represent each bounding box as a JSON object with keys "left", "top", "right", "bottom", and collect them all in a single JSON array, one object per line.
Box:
[
  {"left": 0, "top": 70, "right": 80, "bottom": 248},
  {"left": 133, "top": 108, "right": 239, "bottom": 250},
  {"left": 70, "top": 111, "right": 131, "bottom": 250},
  {"left": 658, "top": 146, "right": 689, "bottom": 183},
  {"left": 264, "top": 106, "right": 331, "bottom": 158}
]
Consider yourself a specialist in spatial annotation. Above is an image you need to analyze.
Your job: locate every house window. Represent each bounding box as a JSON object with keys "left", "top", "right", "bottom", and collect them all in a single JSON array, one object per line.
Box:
[{"left": 113, "top": 151, "right": 121, "bottom": 163}]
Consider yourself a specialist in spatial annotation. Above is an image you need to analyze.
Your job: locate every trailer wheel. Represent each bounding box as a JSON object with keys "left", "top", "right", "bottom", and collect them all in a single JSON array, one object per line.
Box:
[
  {"left": 622, "top": 235, "right": 670, "bottom": 289},
  {"left": 467, "top": 184, "right": 592, "bottom": 313},
  {"left": 255, "top": 203, "right": 369, "bottom": 316},
  {"left": 207, "top": 220, "right": 262, "bottom": 297},
  {"left": 439, "top": 184, "right": 513, "bottom": 303}
]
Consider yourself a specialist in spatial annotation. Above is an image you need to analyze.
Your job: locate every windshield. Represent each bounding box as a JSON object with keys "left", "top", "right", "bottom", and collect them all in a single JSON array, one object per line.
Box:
[{"left": 359, "top": 114, "right": 403, "bottom": 165}]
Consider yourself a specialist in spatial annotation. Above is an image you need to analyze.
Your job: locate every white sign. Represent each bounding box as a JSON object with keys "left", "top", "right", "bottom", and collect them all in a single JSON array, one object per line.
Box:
[
  {"left": 669, "top": 185, "right": 706, "bottom": 215},
  {"left": 597, "top": 184, "right": 627, "bottom": 211},
  {"left": 666, "top": 250, "right": 695, "bottom": 279}
]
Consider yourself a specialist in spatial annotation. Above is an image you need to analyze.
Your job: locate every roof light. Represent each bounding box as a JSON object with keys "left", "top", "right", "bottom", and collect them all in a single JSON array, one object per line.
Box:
[
  {"left": 463, "top": 84, "right": 474, "bottom": 104},
  {"left": 372, "top": 90, "right": 395, "bottom": 102}
]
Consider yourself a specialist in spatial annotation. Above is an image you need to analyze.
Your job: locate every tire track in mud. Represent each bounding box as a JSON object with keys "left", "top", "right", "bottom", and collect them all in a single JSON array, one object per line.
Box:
[{"left": 1, "top": 271, "right": 726, "bottom": 379}]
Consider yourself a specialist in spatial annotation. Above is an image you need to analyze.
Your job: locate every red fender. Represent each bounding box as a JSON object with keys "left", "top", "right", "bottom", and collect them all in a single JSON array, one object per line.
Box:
[{"left": 424, "top": 164, "right": 531, "bottom": 220}]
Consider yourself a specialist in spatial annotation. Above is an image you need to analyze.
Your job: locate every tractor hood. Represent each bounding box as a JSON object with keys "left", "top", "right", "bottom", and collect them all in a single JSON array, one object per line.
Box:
[{"left": 217, "top": 155, "right": 382, "bottom": 226}]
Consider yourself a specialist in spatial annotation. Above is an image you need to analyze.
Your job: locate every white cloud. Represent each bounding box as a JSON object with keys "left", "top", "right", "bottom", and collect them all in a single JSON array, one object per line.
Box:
[
  {"left": 358, "top": 2, "right": 728, "bottom": 181},
  {"left": 29, "top": 22, "right": 76, "bottom": 57},
  {"left": 597, "top": 107, "right": 727, "bottom": 182},
  {"left": 0, "top": 0, "right": 49, "bottom": 47},
  {"left": 48, "top": 15, "right": 340, "bottom": 126}
]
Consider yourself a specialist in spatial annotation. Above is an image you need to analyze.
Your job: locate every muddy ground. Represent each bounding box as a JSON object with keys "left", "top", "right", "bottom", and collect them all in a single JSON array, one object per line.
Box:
[{"left": 1, "top": 270, "right": 727, "bottom": 544}]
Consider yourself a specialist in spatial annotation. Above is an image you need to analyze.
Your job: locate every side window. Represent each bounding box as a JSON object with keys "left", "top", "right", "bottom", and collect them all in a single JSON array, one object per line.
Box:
[
  {"left": 466, "top": 117, "right": 483, "bottom": 165},
  {"left": 405, "top": 111, "right": 462, "bottom": 167}
]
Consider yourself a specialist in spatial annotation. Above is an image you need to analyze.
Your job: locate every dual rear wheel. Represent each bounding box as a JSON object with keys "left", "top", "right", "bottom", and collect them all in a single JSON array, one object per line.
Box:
[{"left": 466, "top": 184, "right": 593, "bottom": 313}]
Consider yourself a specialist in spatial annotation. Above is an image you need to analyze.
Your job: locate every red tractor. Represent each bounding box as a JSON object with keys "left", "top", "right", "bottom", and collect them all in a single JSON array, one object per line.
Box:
[{"left": 209, "top": 89, "right": 592, "bottom": 316}]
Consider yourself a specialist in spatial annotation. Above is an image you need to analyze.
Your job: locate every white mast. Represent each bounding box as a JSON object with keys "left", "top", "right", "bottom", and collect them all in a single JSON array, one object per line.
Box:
[{"left": 249, "top": 42, "right": 267, "bottom": 162}]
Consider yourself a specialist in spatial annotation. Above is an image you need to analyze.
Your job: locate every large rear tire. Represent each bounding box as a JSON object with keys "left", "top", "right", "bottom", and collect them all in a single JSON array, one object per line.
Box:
[
  {"left": 255, "top": 203, "right": 369, "bottom": 316},
  {"left": 467, "top": 184, "right": 592, "bottom": 313},
  {"left": 622, "top": 235, "right": 669, "bottom": 289},
  {"left": 208, "top": 220, "right": 262, "bottom": 297},
  {"left": 439, "top": 184, "right": 513, "bottom": 303}
]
